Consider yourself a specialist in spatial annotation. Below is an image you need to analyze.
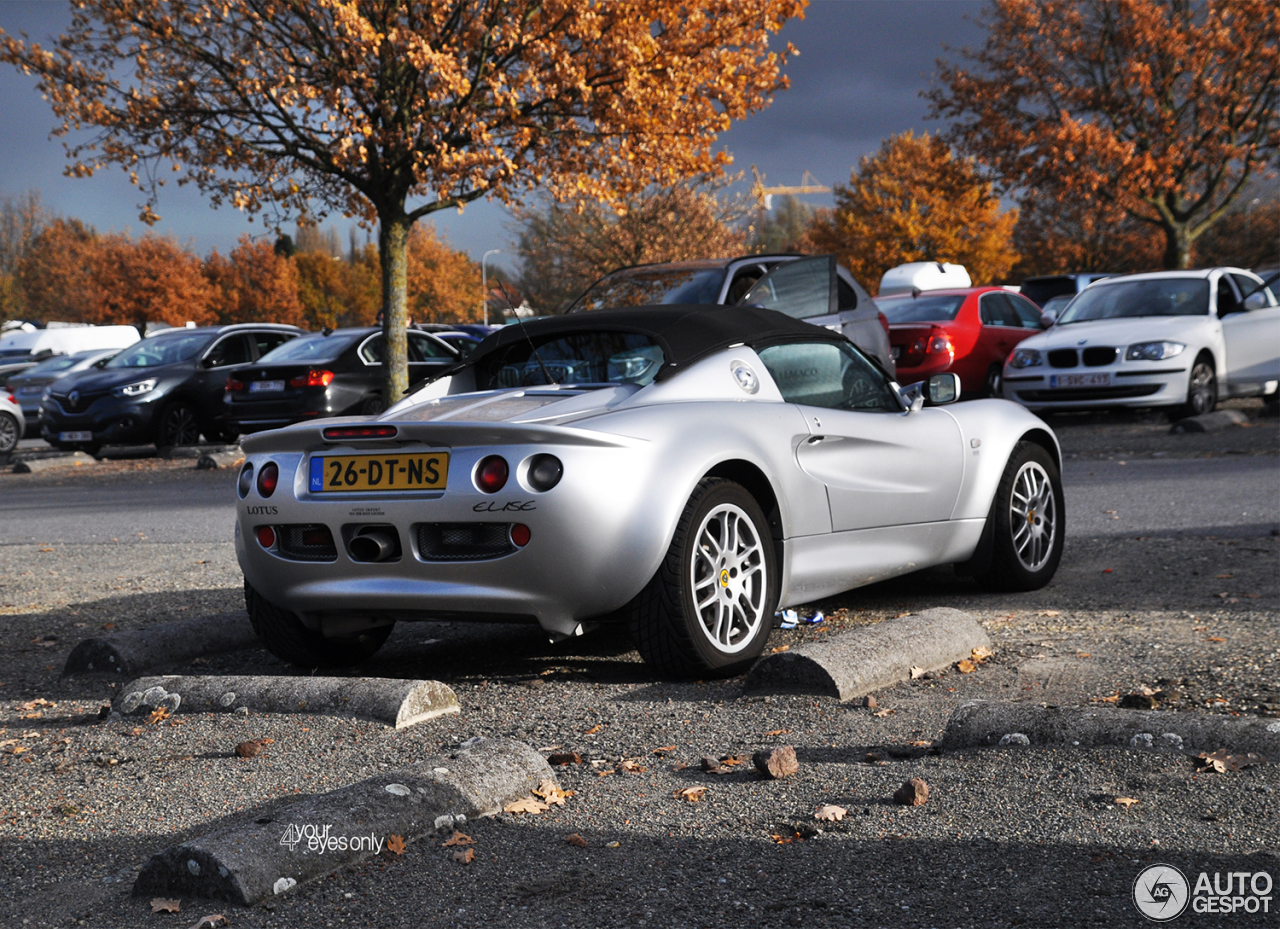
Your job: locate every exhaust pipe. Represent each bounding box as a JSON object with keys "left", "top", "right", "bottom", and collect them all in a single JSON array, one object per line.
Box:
[{"left": 349, "top": 529, "right": 398, "bottom": 562}]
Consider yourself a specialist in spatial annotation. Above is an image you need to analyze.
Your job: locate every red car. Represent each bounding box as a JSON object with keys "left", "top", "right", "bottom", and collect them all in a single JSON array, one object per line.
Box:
[{"left": 877, "top": 287, "right": 1047, "bottom": 397}]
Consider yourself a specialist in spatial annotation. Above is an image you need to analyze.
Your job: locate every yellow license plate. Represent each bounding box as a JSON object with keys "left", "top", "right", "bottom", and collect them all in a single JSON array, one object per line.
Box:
[{"left": 309, "top": 453, "right": 448, "bottom": 492}]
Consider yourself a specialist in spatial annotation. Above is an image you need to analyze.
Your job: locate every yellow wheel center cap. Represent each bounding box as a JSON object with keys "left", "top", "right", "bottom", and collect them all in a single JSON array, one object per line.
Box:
[
  {"left": 1028, "top": 509, "right": 1036, "bottom": 525},
  {"left": 719, "top": 568, "right": 730, "bottom": 588}
]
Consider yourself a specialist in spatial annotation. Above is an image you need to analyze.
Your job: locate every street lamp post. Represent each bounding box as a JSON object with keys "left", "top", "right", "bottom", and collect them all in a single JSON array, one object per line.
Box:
[{"left": 482, "top": 249, "right": 502, "bottom": 326}]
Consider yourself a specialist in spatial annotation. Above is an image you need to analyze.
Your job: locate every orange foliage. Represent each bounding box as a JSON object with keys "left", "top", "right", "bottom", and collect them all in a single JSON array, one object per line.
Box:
[
  {"left": 13, "top": 219, "right": 98, "bottom": 322},
  {"left": 930, "top": 0, "right": 1280, "bottom": 269},
  {"left": 294, "top": 248, "right": 381, "bottom": 331},
  {"left": 205, "top": 236, "right": 305, "bottom": 327},
  {"left": 89, "top": 232, "right": 215, "bottom": 330},
  {"left": 1011, "top": 192, "right": 1163, "bottom": 279},
  {"left": 405, "top": 225, "right": 482, "bottom": 325},
  {"left": 808, "top": 132, "right": 1019, "bottom": 292}
]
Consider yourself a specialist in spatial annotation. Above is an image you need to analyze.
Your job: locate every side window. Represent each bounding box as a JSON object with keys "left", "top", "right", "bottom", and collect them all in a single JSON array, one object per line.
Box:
[
  {"left": 738, "top": 255, "right": 834, "bottom": 319},
  {"left": 1217, "top": 277, "right": 1241, "bottom": 317},
  {"left": 359, "top": 334, "right": 384, "bottom": 364},
  {"left": 758, "top": 341, "right": 899, "bottom": 413},
  {"left": 252, "top": 332, "right": 293, "bottom": 358},
  {"left": 980, "top": 293, "right": 1021, "bottom": 327},
  {"left": 1009, "top": 294, "right": 1045, "bottom": 328},
  {"left": 1231, "top": 273, "right": 1274, "bottom": 308},
  {"left": 204, "top": 334, "right": 252, "bottom": 367},
  {"left": 726, "top": 267, "right": 765, "bottom": 304},
  {"left": 836, "top": 276, "right": 859, "bottom": 310},
  {"left": 408, "top": 332, "right": 455, "bottom": 360}
]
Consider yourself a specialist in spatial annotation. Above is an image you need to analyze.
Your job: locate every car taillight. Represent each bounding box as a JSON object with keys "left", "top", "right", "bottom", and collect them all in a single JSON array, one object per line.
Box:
[
  {"left": 474, "top": 455, "right": 508, "bottom": 493},
  {"left": 927, "top": 335, "right": 953, "bottom": 355},
  {"left": 289, "top": 369, "right": 335, "bottom": 388},
  {"left": 879, "top": 312, "right": 890, "bottom": 337},
  {"left": 257, "top": 461, "right": 279, "bottom": 497},
  {"left": 225, "top": 376, "right": 246, "bottom": 392},
  {"left": 257, "top": 526, "right": 276, "bottom": 548}
]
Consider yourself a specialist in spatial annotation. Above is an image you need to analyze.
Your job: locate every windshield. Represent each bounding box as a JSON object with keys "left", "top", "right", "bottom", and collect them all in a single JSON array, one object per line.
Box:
[
  {"left": 566, "top": 267, "right": 726, "bottom": 312},
  {"left": 876, "top": 294, "right": 966, "bottom": 323},
  {"left": 106, "top": 332, "right": 215, "bottom": 368},
  {"left": 1058, "top": 279, "right": 1209, "bottom": 324},
  {"left": 259, "top": 332, "right": 360, "bottom": 364},
  {"left": 23, "top": 355, "right": 81, "bottom": 376},
  {"left": 474, "top": 331, "right": 666, "bottom": 389}
]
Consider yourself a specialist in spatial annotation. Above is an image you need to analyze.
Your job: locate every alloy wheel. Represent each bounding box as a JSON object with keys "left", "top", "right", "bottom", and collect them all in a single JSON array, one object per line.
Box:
[
  {"left": 161, "top": 405, "right": 201, "bottom": 446},
  {"left": 0, "top": 413, "right": 17, "bottom": 453},
  {"left": 1187, "top": 362, "right": 1216, "bottom": 416},
  {"left": 689, "top": 503, "right": 768, "bottom": 654},
  {"left": 1008, "top": 460, "right": 1057, "bottom": 572}
]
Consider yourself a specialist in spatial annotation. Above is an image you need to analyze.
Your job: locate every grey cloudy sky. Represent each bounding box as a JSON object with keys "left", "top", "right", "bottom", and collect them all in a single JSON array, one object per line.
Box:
[{"left": 0, "top": 0, "right": 985, "bottom": 275}]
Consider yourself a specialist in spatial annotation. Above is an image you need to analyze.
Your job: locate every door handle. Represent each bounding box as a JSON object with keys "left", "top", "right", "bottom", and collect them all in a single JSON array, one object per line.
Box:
[{"left": 806, "top": 435, "right": 826, "bottom": 445}]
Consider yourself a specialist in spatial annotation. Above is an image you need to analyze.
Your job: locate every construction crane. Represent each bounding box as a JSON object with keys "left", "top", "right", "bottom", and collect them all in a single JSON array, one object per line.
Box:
[{"left": 750, "top": 165, "right": 830, "bottom": 210}]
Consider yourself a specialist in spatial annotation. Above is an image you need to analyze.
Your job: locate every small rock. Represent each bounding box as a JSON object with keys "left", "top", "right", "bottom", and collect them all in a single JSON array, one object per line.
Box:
[
  {"left": 998, "top": 733, "right": 1031, "bottom": 746},
  {"left": 521, "top": 678, "right": 546, "bottom": 690},
  {"left": 235, "top": 740, "right": 264, "bottom": 758},
  {"left": 862, "top": 695, "right": 878, "bottom": 709},
  {"left": 894, "top": 777, "right": 929, "bottom": 806},
  {"left": 1120, "top": 693, "right": 1158, "bottom": 710},
  {"left": 1129, "top": 732, "right": 1155, "bottom": 749},
  {"left": 547, "top": 751, "right": 583, "bottom": 766},
  {"left": 752, "top": 745, "right": 798, "bottom": 779},
  {"left": 700, "top": 757, "right": 731, "bottom": 775}
]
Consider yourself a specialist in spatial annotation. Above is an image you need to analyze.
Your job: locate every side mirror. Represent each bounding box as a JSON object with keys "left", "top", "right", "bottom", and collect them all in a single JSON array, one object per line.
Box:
[
  {"left": 927, "top": 372, "right": 961, "bottom": 405},
  {"left": 1243, "top": 291, "right": 1268, "bottom": 311},
  {"left": 1039, "top": 311, "right": 1057, "bottom": 328}
]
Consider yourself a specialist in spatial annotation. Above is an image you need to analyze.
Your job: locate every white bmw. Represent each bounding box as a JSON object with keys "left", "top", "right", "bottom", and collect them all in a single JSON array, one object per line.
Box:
[{"left": 1002, "top": 268, "right": 1279, "bottom": 417}]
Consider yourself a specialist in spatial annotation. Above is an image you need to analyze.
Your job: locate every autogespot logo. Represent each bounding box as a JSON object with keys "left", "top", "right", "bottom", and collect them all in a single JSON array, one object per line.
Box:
[{"left": 1133, "top": 864, "right": 1190, "bottom": 921}]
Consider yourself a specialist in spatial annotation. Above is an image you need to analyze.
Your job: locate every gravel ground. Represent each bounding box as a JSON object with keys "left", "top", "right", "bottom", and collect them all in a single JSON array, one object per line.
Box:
[{"left": 0, "top": 405, "right": 1276, "bottom": 928}]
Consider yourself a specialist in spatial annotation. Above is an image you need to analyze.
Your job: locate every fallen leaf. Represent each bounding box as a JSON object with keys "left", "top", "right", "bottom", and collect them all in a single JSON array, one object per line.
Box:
[
  {"left": 17, "top": 698, "right": 55, "bottom": 710},
  {"left": 546, "top": 751, "right": 583, "bottom": 766},
  {"left": 971, "top": 646, "right": 994, "bottom": 662},
  {"left": 1206, "top": 637, "right": 1226, "bottom": 643},
  {"left": 441, "top": 831, "right": 472, "bottom": 847},
  {"left": 564, "top": 833, "right": 588, "bottom": 847},
  {"left": 188, "top": 917, "right": 227, "bottom": 929},
  {"left": 1076, "top": 652, "right": 1092, "bottom": 658},
  {"left": 814, "top": 804, "right": 847, "bottom": 822},
  {"left": 1114, "top": 797, "right": 1140, "bottom": 809},
  {"left": 150, "top": 898, "right": 180, "bottom": 914},
  {"left": 452, "top": 847, "right": 475, "bottom": 864},
  {"left": 763, "top": 729, "right": 789, "bottom": 737},
  {"left": 956, "top": 659, "right": 977, "bottom": 674},
  {"left": 583, "top": 724, "right": 603, "bottom": 735},
  {"left": 1097, "top": 694, "right": 1121, "bottom": 703},
  {"left": 386, "top": 834, "right": 406, "bottom": 855},
  {"left": 909, "top": 666, "right": 926, "bottom": 680},
  {"left": 148, "top": 707, "right": 171, "bottom": 724},
  {"left": 617, "top": 759, "right": 646, "bottom": 774},
  {"left": 1215, "top": 574, "right": 1234, "bottom": 579},
  {"left": 670, "top": 762, "right": 688, "bottom": 772},
  {"left": 769, "top": 645, "right": 790, "bottom": 653},
  {"left": 504, "top": 796, "right": 549, "bottom": 815},
  {"left": 651, "top": 745, "right": 676, "bottom": 756},
  {"left": 871, "top": 708, "right": 895, "bottom": 717},
  {"left": 909, "top": 740, "right": 933, "bottom": 748},
  {"left": 675, "top": 786, "right": 706, "bottom": 802},
  {"left": 1197, "top": 750, "right": 1267, "bottom": 773},
  {"left": 1038, "top": 610, "right": 1061, "bottom": 616},
  {"left": 533, "top": 779, "right": 572, "bottom": 806}
]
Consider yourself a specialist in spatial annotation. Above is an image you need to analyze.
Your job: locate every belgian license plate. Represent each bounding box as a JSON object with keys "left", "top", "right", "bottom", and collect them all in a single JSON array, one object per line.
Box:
[
  {"left": 59, "top": 431, "right": 93, "bottom": 442},
  {"left": 1051, "top": 372, "right": 1111, "bottom": 388},
  {"left": 309, "top": 453, "right": 449, "bottom": 492},
  {"left": 250, "top": 380, "right": 285, "bottom": 393}
]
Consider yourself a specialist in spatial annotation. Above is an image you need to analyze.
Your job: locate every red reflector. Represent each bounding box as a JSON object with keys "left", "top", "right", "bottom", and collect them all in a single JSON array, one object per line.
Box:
[
  {"left": 474, "top": 455, "right": 509, "bottom": 493},
  {"left": 289, "top": 369, "right": 336, "bottom": 388},
  {"left": 510, "top": 523, "right": 531, "bottom": 547},
  {"left": 257, "top": 526, "right": 276, "bottom": 548},
  {"left": 225, "top": 377, "right": 245, "bottom": 392},
  {"left": 257, "top": 461, "right": 279, "bottom": 497},
  {"left": 322, "top": 425, "right": 398, "bottom": 440},
  {"left": 301, "top": 527, "right": 330, "bottom": 547}
]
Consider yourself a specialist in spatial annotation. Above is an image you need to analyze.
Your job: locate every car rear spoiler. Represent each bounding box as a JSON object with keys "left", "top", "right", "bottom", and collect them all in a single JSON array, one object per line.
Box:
[{"left": 239, "top": 418, "right": 642, "bottom": 454}]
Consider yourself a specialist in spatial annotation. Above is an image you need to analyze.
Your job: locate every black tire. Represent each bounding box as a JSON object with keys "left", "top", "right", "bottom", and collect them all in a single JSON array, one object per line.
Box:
[
  {"left": 0, "top": 412, "right": 18, "bottom": 454},
  {"left": 360, "top": 396, "right": 386, "bottom": 416},
  {"left": 155, "top": 401, "right": 203, "bottom": 448},
  {"left": 627, "top": 478, "right": 777, "bottom": 679},
  {"left": 1175, "top": 354, "right": 1217, "bottom": 419},
  {"left": 984, "top": 364, "right": 1003, "bottom": 398},
  {"left": 244, "top": 581, "right": 392, "bottom": 668},
  {"left": 975, "top": 440, "right": 1065, "bottom": 592}
]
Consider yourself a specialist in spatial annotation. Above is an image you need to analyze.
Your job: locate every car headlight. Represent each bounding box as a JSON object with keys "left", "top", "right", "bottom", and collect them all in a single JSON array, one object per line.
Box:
[
  {"left": 1009, "top": 348, "right": 1043, "bottom": 369},
  {"left": 114, "top": 378, "right": 157, "bottom": 397},
  {"left": 1125, "top": 341, "right": 1185, "bottom": 361}
]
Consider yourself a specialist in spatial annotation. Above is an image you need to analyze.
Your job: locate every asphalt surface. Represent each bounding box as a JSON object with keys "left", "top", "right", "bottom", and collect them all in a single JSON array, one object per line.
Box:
[{"left": 0, "top": 403, "right": 1276, "bottom": 928}]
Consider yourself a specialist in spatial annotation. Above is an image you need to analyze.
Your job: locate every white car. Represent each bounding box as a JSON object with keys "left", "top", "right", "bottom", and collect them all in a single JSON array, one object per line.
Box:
[
  {"left": 0, "top": 390, "right": 25, "bottom": 455},
  {"left": 1002, "top": 268, "right": 1279, "bottom": 417}
]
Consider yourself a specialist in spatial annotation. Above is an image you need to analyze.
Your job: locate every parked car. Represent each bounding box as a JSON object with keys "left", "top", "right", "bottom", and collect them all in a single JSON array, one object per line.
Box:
[
  {"left": 223, "top": 327, "right": 459, "bottom": 435},
  {"left": 879, "top": 287, "right": 1048, "bottom": 398},
  {"left": 1020, "top": 273, "right": 1116, "bottom": 309},
  {"left": 1002, "top": 268, "right": 1280, "bottom": 416},
  {"left": 0, "top": 324, "right": 139, "bottom": 368},
  {"left": 563, "top": 254, "right": 894, "bottom": 375},
  {"left": 431, "top": 331, "right": 484, "bottom": 358},
  {"left": 878, "top": 261, "right": 971, "bottom": 296},
  {"left": 41, "top": 323, "right": 302, "bottom": 452},
  {"left": 4, "top": 349, "right": 120, "bottom": 438},
  {"left": 0, "top": 391, "right": 23, "bottom": 454},
  {"left": 234, "top": 304, "right": 1063, "bottom": 677}
]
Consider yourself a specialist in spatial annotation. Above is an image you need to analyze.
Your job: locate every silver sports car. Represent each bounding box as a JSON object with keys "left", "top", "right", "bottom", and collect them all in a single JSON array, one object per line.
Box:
[{"left": 235, "top": 305, "right": 1064, "bottom": 678}]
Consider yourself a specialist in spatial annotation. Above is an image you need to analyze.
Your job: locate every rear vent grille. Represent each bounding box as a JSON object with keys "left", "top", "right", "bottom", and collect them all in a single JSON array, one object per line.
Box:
[
  {"left": 277, "top": 524, "right": 338, "bottom": 562},
  {"left": 1047, "top": 349, "right": 1078, "bottom": 368},
  {"left": 417, "top": 523, "right": 514, "bottom": 561},
  {"left": 1082, "top": 346, "right": 1117, "bottom": 366}
]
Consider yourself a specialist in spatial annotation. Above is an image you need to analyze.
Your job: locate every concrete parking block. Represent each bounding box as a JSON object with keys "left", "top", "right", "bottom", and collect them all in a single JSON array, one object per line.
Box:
[
  {"left": 114, "top": 674, "right": 460, "bottom": 729},
  {"left": 132, "top": 737, "right": 554, "bottom": 905},
  {"left": 11, "top": 451, "right": 97, "bottom": 473},
  {"left": 744, "top": 608, "right": 991, "bottom": 702},
  {"left": 63, "top": 612, "right": 259, "bottom": 677},
  {"left": 942, "top": 700, "right": 1280, "bottom": 757},
  {"left": 1169, "top": 409, "right": 1249, "bottom": 433},
  {"left": 196, "top": 448, "right": 244, "bottom": 470}
]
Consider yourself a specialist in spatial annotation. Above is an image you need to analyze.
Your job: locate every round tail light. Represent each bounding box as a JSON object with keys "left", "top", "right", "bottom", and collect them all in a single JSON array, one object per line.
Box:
[
  {"left": 474, "top": 455, "right": 508, "bottom": 494},
  {"left": 237, "top": 462, "right": 254, "bottom": 499},
  {"left": 510, "top": 523, "right": 531, "bottom": 547},
  {"left": 257, "top": 461, "right": 279, "bottom": 497},
  {"left": 526, "top": 454, "right": 562, "bottom": 492},
  {"left": 257, "top": 526, "right": 276, "bottom": 549}
]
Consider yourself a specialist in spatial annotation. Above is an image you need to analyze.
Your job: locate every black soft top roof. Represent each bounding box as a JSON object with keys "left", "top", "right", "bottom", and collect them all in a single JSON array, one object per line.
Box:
[{"left": 467, "top": 304, "right": 846, "bottom": 380}]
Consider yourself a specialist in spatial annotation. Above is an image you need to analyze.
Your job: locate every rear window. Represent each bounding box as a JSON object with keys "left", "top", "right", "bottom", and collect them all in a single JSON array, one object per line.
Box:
[
  {"left": 259, "top": 332, "right": 361, "bottom": 364},
  {"left": 876, "top": 294, "right": 965, "bottom": 323},
  {"left": 567, "top": 268, "right": 726, "bottom": 312},
  {"left": 474, "top": 331, "right": 666, "bottom": 388}
]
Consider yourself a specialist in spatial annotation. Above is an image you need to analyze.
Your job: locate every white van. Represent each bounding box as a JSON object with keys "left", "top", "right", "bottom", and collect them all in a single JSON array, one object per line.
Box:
[
  {"left": 0, "top": 324, "right": 140, "bottom": 361},
  {"left": 878, "top": 262, "right": 972, "bottom": 296}
]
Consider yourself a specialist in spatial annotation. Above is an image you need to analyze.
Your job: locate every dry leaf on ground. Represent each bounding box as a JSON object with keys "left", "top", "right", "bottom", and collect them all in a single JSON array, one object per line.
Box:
[
  {"left": 583, "top": 724, "right": 603, "bottom": 735},
  {"left": 452, "top": 847, "right": 475, "bottom": 864},
  {"left": 1198, "top": 750, "right": 1267, "bottom": 773},
  {"left": 504, "top": 796, "right": 550, "bottom": 815},
  {"left": 618, "top": 759, "right": 646, "bottom": 773},
  {"left": 910, "top": 666, "right": 926, "bottom": 680},
  {"left": 814, "top": 804, "right": 848, "bottom": 822},
  {"left": 533, "top": 779, "right": 572, "bottom": 806},
  {"left": 872, "top": 708, "right": 895, "bottom": 717},
  {"left": 1114, "top": 797, "right": 1140, "bottom": 809},
  {"left": 148, "top": 707, "right": 171, "bottom": 724},
  {"left": 652, "top": 745, "right": 676, "bottom": 756},
  {"left": 971, "top": 645, "right": 993, "bottom": 661},
  {"left": 564, "top": 833, "right": 588, "bottom": 847},
  {"left": 150, "top": 898, "right": 181, "bottom": 914},
  {"left": 441, "top": 831, "right": 472, "bottom": 847},
  {"left": 764, "top": 729, "right": 789, "bottom": 737},
  {"left": 675, "top": 786, "right": 706, "bottom": 802},
  {"left": 386, "top": 834, "right": 406, "bottom": 855},
  {"left": 1206, "top": 637, "right": 1226, "bottom": 643},
  {"left": 770, "top": 645, "right": 790, "bottom": 653},
  {"left": 956, "top": 659, "right": 976, "bottom": 674}
]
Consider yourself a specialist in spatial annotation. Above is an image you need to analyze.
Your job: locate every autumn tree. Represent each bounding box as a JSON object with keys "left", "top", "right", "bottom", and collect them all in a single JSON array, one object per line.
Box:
[
  {"left": 0, "top": 189, "right": 52, "bottom": 317},
  {"left": 515, "top": 179, "right": 749, "bottom": 313},
  {"left": 1010, "top": 190, "right": 1164, "bottom": 279},
  {"left": 405, "top": 224, "right": 482, "bottom": 325},
  {"left": 1191, "top": 183, "right": 1280, "bottom": 270},
  {"left": 295, "top": 247, "right": 382, "bottom": 331},
  {"left": 13, "top": 218, "right": 99, "bottom": 322},
  {"left": 808, "top": 132, "right": 1019, "bottom": 292},
  {"left": 929, "top": 0, "right": 1280, "bottom": 270},
  {"left": 750, "top": 194, "right": 815, "bottom": 254},
  {"left": 1, "top": 0, "right": 803, "bottom": 404},
  {"left": 205, "top": 236, "right": 306, "bottom": 327},
  {"left": 89, "top": 232, "right": 215, "bottom": 332}
]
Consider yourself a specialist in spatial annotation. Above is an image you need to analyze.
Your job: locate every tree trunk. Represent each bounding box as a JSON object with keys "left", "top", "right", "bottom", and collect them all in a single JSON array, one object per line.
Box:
[
  {"left": 1161, "top": 223, "right": 1193, "bottom": 270},
  {"left": 377, "top": 211, "right": 411, "bottom": 406}
]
